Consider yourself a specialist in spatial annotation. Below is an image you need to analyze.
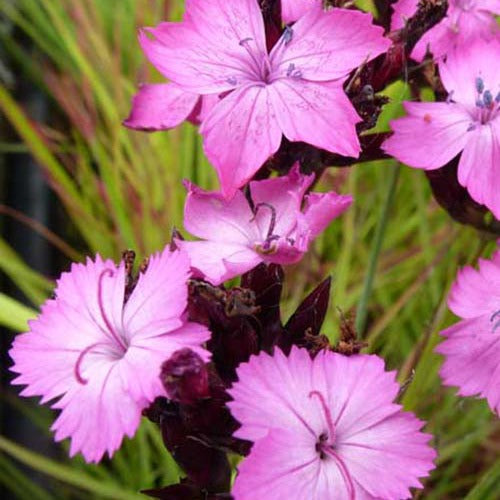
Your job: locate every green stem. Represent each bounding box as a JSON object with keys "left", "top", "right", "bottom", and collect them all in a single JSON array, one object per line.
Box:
[{"left": 355, "top": 164, "right": 400, "bottom": 336}]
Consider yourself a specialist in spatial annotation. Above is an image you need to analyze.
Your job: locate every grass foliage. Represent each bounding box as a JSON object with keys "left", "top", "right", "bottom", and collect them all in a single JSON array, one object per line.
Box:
[{"left": 1, "top": 0, "right": 499, "bottom": 497}]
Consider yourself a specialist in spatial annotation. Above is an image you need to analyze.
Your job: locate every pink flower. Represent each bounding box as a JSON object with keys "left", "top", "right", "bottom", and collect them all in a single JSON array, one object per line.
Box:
[
  {"left": 228, "top": 347, "right": 436, "bottom": 499},
  {"left": 391, "top": 0, "right": 500, "bottom": 61},
  {"left": 383, "top": 38, "right": 500, "bottom": 219},
  {"left": 9, "top": 248, "right": 211, "bottom": 462},
  {"left": 436, "top": 247, "right": 500, "bottom": 415},
  {"left": 281, "top": 0, "right": 319, "bottom": 23},
  {"left": 124, "top": 84, "right": 218, "bottom": 130},
  {"left": 139, "top": 0, "right": 390, "bottom": 197},
  {"left": 177, "top": 165, "right": 352, "bottom": 285}
]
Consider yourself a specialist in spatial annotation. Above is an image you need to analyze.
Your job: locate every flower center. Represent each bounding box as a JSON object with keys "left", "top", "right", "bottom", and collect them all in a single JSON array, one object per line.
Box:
[
  {"left": 251, "top": 202, "right": 281, "bottom": 254},
  {"left": 309, "top": 390, "right": 356, "bottom": 500},
  {"left": 73, "top": 268, "right": 128, "bottom": 384},
  {"left": 238, "top": 37, "right": 273, "bottom": 83},
  {"left": 470, "top": 76, "right": 500, "bottom": 126}
]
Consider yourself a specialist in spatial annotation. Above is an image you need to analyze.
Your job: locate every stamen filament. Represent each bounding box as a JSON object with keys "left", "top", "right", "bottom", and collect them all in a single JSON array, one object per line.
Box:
[{"left": 98, "top": 269, "right": 127, "bottom": 352}]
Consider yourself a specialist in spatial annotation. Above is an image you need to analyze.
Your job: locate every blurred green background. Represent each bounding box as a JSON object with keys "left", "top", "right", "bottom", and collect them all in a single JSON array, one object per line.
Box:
[{"left": 0, "top": 0, "right": 498, "bottom": 498}]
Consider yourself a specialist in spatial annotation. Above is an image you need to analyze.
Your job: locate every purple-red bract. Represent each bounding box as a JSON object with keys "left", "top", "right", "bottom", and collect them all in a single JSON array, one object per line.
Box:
[
  {"left": 177, "top": 164, "right": 352, "bottom": 285},
  {"left": 136, "top": 0, "right": 390, "bottom": 197},
  {"left": 228, "top": 347, "right": 436, "bottom": 499},
  {"left": 9, "top": 248, "right": 211, "bottom": 462},
  {"left": 436, "top": 246, "right": 500, "bottom": 415},
  {"left": 391, "top": 0, "right": 500, "bottom": 61},
  {"left": 383, "top": 38, "right": 500, "bottom": 219}
]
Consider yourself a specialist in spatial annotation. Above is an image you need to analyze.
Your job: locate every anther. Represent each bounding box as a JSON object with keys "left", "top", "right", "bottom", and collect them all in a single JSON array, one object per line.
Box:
[
  {"left": 491, "top": 310, "right": 500, "bottom": 332},
  {"left": 283, "top": 26, "right": 293, "bottom": 45},
  {"left": 475, "top": 77, "right": 484, "bottom": 94},
  {"left": 483, "top": 90, "right": 493, "bottom": 107},
  {"left": 495, "top": 92, "right": 500, "bottom": 103},
  {"left": 239, "top": 37, "right": 253, "bottom": 46},
  {"left": 287, "top": 63, "right": 296, "bottom": 77}
]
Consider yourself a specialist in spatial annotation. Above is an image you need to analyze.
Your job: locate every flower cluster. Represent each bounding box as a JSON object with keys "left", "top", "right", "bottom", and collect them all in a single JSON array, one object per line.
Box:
[{"left": 9, "top": 0, "right": 500, "bottom": 498}]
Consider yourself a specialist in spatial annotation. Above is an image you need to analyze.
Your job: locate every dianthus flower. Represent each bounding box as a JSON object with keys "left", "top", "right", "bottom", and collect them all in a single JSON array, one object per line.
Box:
[
  {"left": 136, "top": 0, "right": 390, "bottom": 197},
  {"left": 9, "top": 248, "right": 210, "bottom": 462},
  {"left": 228, "top": 347, "right": 436, "bottom": 499},
  {"left": 391, "top": 0, "right": 500, "bottom": 61},
  {"left": 177, "top": 165, "right": 352, "bottom": 285},
  {"left": 383, "top": 38, "right": 500, "bottom": 219},
  {"left": 436, "top": 247, "right": 500, "bottom": 415}
]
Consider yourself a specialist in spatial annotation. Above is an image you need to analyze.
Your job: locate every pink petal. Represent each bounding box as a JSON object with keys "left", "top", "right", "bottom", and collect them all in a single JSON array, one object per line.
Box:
[
  {"left": 448, "top": 252, "right": 500, "bottom": 318},
  {"left": 123, "top": 248, "right": 189, "bottom": 340},
  {"left": 383, "top": 101, "right": 472, "bottom": 169},
  {"left": 50, "top": 360, "right": 142, "bottom": 462},
  {"left": 436, "top": 315, "right": 500, "bottom": 414},
  {"left": 271, "top": 7, "right": 391, "bottom": 81},
  {"left": 200, "top": 85, "right": 283, "bottom": 198},
  {"left": 123, "top": 84, "right": 199, "bottom": 130},
  {"left": 300, "top": 191, "right": 353, "bottom": 239},
  {"left": 457, "top": 119, "right": 500, "bottom": 218},
  {"left": 268, "top": 79, "right": 361, "bottom": 157},
  {"left": 339, "top": 413, "right": 436, "bottom": 499},
  {"left": 390, "top": 0, "right": 417, "bottom": 31},
  {"left": 177, "top": 239, "right": 261, "bottom": 285},
  {"left": 139, "top": 0, "right": 267, "bottom": 94},
  {"left": 281, "top": 0, "right": 320, "bottom": 23},
  {"left": 249, "top": 164, "right": 314, "bottom": 236},
  {"left": 188, "top": 94, "right": 220, "bottom": 125},
  {"left": 439, "top": 38, "right": 500, "bottom": 109},
  {"left": 183, "top": 183, "right": 259, "bottom": 243},
  {"left": 232, "top": 429, "right": 353, "bottom": 500}
]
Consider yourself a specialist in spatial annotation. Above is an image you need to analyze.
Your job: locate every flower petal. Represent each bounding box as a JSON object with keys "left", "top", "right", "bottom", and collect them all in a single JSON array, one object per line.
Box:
[
  {"left": 200, "top": 85, "right": 283, "bottom": 198},
  {"left": 177, "top": 240, "right": 261, "bottom": 285},
  {"left": 271, "top": 7, "right": 390, "bottom": 81},
  {"left": 123, "top": 84, "right": 199, "bottom": 130},
  {"left": 339, "top": 413, "right": 436, "bottom": 499},
  {"left": 139, "top": 0, "right": 267, "bottom": 93},
  {"left": 268, "top": 79, "right": 361, "bottom": 157},
  {"left": 390, "top": 0, "right": 416, "bottom": 31},
  {"left": 447, "top": 250, "right": 500, "bottom": 318},
  {"left": 436, "top": 315, "right": 500, "bottom": 414},
  {"left": 123, "top": 248, "right": 189, "bottom": 340},
  {"left": 383, "top": 101, "right": 471, "bottom": 169},
  {"left": 183, "top": 183, "right": 258, "bottom": 243},
  {"left": 457, "top": 119, "right": 500, "bottom": 219},
  {"left": 281, "top": 0, "right": 319, "bottom": 23}
]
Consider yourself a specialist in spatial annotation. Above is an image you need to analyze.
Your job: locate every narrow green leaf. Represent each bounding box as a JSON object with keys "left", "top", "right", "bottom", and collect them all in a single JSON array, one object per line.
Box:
[{"left": 0, "top": 293, "right": 37, "bottom": 331}]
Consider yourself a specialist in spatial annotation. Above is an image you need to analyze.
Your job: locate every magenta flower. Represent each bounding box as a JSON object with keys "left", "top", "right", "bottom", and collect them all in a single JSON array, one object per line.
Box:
[
  {"left": 436, "top": 247, "right": 500, "bottom": 415},
  {"left": 138, "top": 0, "right": 390, "bottom": 197},
  {"left": 391, "top": 0, "right": 500, "bottom": 61},
  {"left": 228, "top": 347, "right": 436, "bottom": 499},
  {"left": 177, "top": 165, "right": 352, "bottom": 285},
  {"left": 383, "top": 38, "right": 500, "bottom": 219},
  {"left": 9, "top": 248, "right": 211, "bottom": 462},
  {"left": 281, "top": 0, "right": 319, "bottom": 23},
  {"left": 124, "top": 84, "right": 219, "bottom": 130}
]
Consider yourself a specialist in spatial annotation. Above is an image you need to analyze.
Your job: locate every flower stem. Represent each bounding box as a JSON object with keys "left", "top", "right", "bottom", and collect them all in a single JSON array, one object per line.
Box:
[{"left": 356, "top": 164, "right": 400, "bottom": 336}]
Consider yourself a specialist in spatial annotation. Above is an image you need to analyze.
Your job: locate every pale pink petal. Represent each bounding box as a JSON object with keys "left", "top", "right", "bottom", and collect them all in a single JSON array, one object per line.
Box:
[
  {"left": 436, "top": 315, "right": 500, "bottom": 414},
  {"left": 268, "top": 79, "right": 361, "bottom": 157},
  {"left": 339, "top": 413, "right": 436, "bottom": 499},
  {"left": 123, "top": 248, "right": 189, "bottom": 340},
  {"left": 183, "top": 183, "right": 259, "bottom": 243},
  {"left": 281, "top": 0, "right": 320, "bottom": 23},
  {"left": 457, "top": 119, "right": 500, "bottom": 218},
  {"left": 271, "top": 7, "right": 391, "bottom": 81},
  {"left": 233, "top": 429, "right": 357, "bottom": 500},
  {"left": 177, "top": 239, "right": 261, "bottom": 285},
  {"left": 383, "top": 101, "right": 472, "bottom": 169},
  {"left": 438, "top": 38, "right": 500, "bottom": 109},
  {"left": 391, "top": 0, "right": 417, "bottom": 31},
  {"left": 139, "top": 0, "right": 267, "bottom": 93},
  {"left": 300, "top": 191, "right": 353, "bottom": 239},
  {"left": 123, "top": 84, "right": 199, "bottom": 130},
  {"left": 188, "top": 94, "right": 220, "bottom": 125},
  {"left": 200, "top": 85, "right": 283, "bottom": 198},
  {"left": 249, "top": 164, "right": 314, "bottom": 236},
  {"left": 477, "top": 0, "right": 500, "bottom": 11},
  {"left": 448, "top": 252, "right": 500, "bottom": 318}
]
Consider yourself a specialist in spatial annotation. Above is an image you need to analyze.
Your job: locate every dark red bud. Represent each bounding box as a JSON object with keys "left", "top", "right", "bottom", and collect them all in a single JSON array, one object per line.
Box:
[{"left": 161, "top": 349, "right": 210, "bottom": 405}]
